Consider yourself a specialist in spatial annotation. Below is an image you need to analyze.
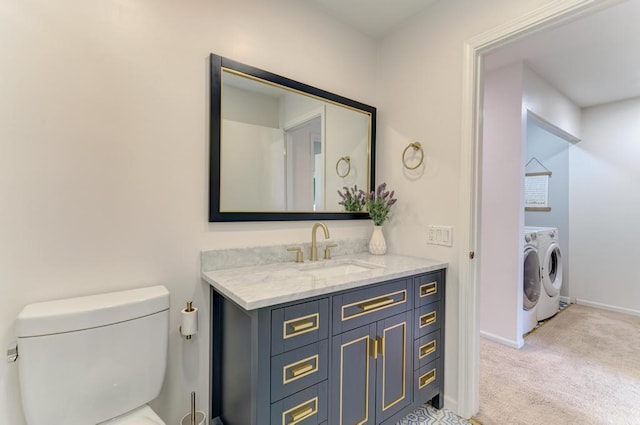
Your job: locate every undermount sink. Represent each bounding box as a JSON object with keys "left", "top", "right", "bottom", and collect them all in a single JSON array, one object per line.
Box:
[{"left": 298, "top": 259, "right": 382, "bottom": 279}]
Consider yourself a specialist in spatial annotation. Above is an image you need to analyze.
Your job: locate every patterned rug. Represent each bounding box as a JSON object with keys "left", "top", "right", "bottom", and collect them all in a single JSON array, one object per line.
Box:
[{"left": 397, "top": 404, "right": 476, "bottom": 425}]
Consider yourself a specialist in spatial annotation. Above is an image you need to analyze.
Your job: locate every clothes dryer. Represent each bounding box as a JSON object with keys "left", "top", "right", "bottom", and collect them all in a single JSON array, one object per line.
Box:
[
  {"left": 530, "top": 227, "right": 563, "bottom": 320},
  {"left": 522, "top": 229, "right": 541, "bottom": 335}
]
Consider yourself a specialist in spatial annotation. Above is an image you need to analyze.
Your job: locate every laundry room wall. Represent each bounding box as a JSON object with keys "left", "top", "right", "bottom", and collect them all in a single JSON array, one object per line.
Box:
[
  {"left": 569, "top": 96, "right": 640, "bottom": 315},
  {"left": 480, "top": 62, "right": 580, "bottom": 347},
  {"left": 480, "top": 62, "right": 526, "bottom": 347},
  {"left": 524, "top": 119, "right": 571, "bottom": 297}
]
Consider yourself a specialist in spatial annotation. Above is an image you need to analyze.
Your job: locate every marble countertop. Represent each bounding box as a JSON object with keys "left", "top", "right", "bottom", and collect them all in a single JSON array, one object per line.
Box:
[{"left": 202, "top": 253, "right": 447, "bottom": 310}]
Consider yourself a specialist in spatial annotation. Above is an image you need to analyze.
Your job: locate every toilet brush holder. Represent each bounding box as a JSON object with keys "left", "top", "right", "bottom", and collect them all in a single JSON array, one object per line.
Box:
[
  {"left": 180, "top": 411, "right": 205, "bottom": 425},
  {"left": 180, "top": 391, "right": 206, "bottom": 425}
]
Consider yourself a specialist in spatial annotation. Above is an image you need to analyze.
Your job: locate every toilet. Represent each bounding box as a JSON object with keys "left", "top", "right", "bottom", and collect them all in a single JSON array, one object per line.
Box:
[{"left": 16, "top": 285, "right": 170, "bottom": 425}]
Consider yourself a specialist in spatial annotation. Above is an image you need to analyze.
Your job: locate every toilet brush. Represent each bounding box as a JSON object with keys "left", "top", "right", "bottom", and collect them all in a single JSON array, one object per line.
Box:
[
  {"left": 191, "top": 392, "right": 195, "bottom": 425},
  {"left": 180, "top": 391, "right": 206, "bottom": 425}
]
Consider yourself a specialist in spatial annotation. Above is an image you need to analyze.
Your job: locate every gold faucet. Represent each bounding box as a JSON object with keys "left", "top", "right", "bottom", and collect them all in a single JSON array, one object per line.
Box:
[{"left": 310, "top": 222, "right": 330, "bottom": 261}]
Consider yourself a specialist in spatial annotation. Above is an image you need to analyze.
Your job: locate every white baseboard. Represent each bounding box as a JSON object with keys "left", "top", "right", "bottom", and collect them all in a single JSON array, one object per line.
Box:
[
  {"left": 479, "top": 330, "right": 524, "bottom": 349},
  {"left": 575, "top": 299, "right": 640, "bottom": 316},
  {"left": 444, "top": 394, "right": 458, "bottom": 414}
]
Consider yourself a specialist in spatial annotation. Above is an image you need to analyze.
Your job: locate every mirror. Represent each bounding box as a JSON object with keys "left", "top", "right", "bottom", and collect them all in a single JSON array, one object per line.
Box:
[{"left": 209, "top": 54, "right": 376, "bottom": 222}]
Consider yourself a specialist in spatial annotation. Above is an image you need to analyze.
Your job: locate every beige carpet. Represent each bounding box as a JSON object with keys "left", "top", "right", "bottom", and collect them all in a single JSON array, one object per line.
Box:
[{"left": 475, "top": 304, "right": 640, "bottom": 425}]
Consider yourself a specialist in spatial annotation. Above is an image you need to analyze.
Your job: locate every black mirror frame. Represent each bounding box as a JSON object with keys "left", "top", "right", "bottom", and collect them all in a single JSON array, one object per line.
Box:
[{"left": 208, "top": 53, "right": 376, "bottom": 222}]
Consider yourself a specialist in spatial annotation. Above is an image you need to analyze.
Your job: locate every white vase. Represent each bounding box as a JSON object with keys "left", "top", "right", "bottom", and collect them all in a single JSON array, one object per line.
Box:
[{"left": 369, "top": 225, "right": 387, "bottom": 255}]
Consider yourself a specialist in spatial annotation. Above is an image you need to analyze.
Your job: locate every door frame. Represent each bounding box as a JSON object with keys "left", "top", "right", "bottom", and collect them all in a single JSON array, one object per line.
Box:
[{"left": 456, "top": 0, "right": 625, "bottom": 418}]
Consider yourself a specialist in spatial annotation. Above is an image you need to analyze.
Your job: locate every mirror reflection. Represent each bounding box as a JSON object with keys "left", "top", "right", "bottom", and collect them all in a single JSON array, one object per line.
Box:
[{"left": 209, "top": 54, "right": 376, "bottom": 222}]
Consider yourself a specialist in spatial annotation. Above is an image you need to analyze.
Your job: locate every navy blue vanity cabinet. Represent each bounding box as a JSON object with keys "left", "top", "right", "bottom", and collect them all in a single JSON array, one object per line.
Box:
[
  {"left": 211, "top": 293, "right": 329, "bottom": 425},
  {"left": 330, "top": 278, "right": 413, "bottom": 424},
  {"left": 210, "top": 267, "right": 445, "bottom": 425},
  {"left": 412, "top": 269, "right": 445, "bottom": 409}
]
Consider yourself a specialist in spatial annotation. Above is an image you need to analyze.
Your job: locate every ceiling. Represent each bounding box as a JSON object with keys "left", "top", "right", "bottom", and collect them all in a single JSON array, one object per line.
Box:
[
  {"left": 307, "top": 0, "right": 640, "bottom": 108},
  {"left": 305, "top": 0, "right": 438, "bottom": 40}
]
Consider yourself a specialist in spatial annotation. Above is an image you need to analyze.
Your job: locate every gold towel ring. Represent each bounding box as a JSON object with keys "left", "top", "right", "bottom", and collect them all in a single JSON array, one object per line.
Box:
[
  {"left": 336, "top": 156, "right": 351, "bottom": 177},
  {"left": 402, "top": 142, "right": 424, "bottom": 170}
]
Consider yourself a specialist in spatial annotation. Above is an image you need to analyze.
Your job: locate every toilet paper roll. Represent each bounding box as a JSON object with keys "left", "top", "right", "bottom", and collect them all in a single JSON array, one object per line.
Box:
[
  {"left": 180, "top": 307, "right": 198, "bottom": 337},
  {"left": 180, "top": 411, "right": 206, "bottom": 425}
]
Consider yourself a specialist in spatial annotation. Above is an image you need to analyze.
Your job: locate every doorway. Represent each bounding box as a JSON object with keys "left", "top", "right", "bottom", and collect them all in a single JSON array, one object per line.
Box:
[{"left": 458, "top": 0, "right": 632, "bottom": 419}]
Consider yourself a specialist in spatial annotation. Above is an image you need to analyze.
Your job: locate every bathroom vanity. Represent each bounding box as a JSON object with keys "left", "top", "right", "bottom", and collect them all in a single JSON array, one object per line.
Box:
[{"left": 203, "top": 252, "right": 447, "bottom": 425}]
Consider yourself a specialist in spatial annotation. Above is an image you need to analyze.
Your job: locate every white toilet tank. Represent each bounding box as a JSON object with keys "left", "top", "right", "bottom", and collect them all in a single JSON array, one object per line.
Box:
[{"left": 16, "top": 285, "right": 170, "bottom": 425}]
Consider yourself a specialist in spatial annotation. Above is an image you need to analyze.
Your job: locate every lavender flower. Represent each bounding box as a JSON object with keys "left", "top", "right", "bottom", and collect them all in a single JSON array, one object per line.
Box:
[
  {"left": 366, "top": 182, "right": 397, "bottom": 225},
  {"left": 337, "top": 185, "right": 366, "bottom": 212}
]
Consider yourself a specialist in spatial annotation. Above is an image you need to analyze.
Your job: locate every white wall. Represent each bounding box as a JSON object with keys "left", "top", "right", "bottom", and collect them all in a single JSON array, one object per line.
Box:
[
  {"left": 480, "top": 62, "right": 526, "bottom": 347},
  {"left": 525, "top": 119, "right": 571, "bottom": 296},
  {"left": 570, "top": 96, "right": 640, "bottom": 314},
  {"left": 0, "top": 1, "right": 376, "bottom": 424}
]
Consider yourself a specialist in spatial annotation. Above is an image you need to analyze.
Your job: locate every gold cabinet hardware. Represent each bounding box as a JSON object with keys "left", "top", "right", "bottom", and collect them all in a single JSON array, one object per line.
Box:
[
  {"left": 290, "top": 362, "right": 314, "bottom": 377},
  {"left": 360, "top": 297, "right": 394, "bottom": 311},
  {"left": 283, "top": 355, "right": 319, "bottom": 384},
  {"left": 283, "top": 398, "right": 317, "bottom": 425},
  {"left": 341, "top": 290, "right": 406, "bottom": 321},
  {"left": 420, "top": 311, "right": 437, "bottom": 328},
  {"left": 287, "top": 247, "right": 304, "bottom": 263},
  {"left": 291, "top": 320, "right": 315, "bottom": 332},
  {"left": 420, "top": 282, "right": 437, "bottom": 297},
  {"left": 377, "top": 335, "right": 384, "bottom": 357},
  {"left": 283, "top": 313, "right": 319, "bottom": 339},
  {"left": 419, "top": 369, "right": 436, "bottom": 389},
  {"left": 370, "top": 337, "right": 379, "bottom": 359},
  {"left": 419, "top": 340, "right": 436, "bottom": 358},
  {"left": 323, "top": 243, "right": 337, "bottom": 260}
]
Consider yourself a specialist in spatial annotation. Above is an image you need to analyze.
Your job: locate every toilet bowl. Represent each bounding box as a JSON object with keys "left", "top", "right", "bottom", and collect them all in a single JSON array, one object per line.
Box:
[{"left": 100, "top": 405, "right": 165, "bottom": 425}]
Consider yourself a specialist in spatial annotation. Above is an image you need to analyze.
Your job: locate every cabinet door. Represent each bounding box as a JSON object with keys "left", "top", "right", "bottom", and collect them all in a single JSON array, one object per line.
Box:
[
  {"left": 331, "top": 323, "right": 376, "bottom": 425},
  {"left": 375, "top": 311, "right": 411, "bottom": 424}
]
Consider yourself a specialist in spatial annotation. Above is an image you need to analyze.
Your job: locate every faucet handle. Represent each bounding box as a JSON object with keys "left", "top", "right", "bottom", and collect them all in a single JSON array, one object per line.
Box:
[
  {"left": 323, "top": 243, "right": 338, "bottom": 260},
  {"left": 287, "top": 247, "right": 304, "bottom": 263}
]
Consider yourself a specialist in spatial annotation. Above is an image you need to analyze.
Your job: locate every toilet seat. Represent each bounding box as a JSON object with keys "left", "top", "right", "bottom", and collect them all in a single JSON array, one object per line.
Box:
[{"left": 99, "top": 405, "right": 165, "bottom": 425}]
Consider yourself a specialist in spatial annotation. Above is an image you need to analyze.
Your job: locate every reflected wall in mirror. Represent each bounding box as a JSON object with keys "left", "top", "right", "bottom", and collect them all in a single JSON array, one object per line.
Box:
[{"left": 209, "top": 54, "right": 376, "bottom": 222}]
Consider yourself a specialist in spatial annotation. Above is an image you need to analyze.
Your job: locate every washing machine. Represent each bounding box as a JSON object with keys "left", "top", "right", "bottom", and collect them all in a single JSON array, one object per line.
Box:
[
  {"left": 522, "top": 228, "right": 541, "bottom": 335},
  {"left": 528, "top": 227, "right": 563, "bottom": 320}
]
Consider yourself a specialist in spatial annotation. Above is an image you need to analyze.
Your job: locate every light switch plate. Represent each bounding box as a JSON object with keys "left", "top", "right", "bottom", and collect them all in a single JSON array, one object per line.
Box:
[{"left": 427, "top": 225, "right": 453, "bottom": 247}]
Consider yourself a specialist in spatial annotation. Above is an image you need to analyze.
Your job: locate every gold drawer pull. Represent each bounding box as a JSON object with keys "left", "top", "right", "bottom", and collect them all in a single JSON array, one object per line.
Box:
[
  {"left": 419, "top": 340, "right": 436, "bottom": 358},
  {"left": 419, "top": 369, "right": 436, "bottom": 389},
  {"left": 291, "top": 320, "right": 315, "bottom": 332},
  {"left": 283, "top": 397, "right": 318, "bottom": 425},
  {"left": 283, "top": 355, "right": 319, "bottom": 384},
  {"left": 420, "top": 311, "right": 437, "bottom": 328},
  {"left": 290, "top": 362, "right": 314, "bottom": 377},
  {"left": 360, "top": 297, "right": 394, "bottom": 311},
  {"left": 283, "top": 313, "right": 319, "bottom": 339},
  {"left": 420, "top": 282, "right": 437, "bottom": 297}
]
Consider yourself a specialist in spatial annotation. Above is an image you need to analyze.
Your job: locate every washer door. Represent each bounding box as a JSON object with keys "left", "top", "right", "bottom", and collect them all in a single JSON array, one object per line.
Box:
[
  {"left": 541, "top": 242, "right": 562, "bottom": 296},
  {"left": 523, "top": 246, "right": 541, "bottom": 311}
]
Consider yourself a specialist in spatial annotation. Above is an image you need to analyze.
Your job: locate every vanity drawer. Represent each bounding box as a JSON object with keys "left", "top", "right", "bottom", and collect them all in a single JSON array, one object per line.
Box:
[
  {"left": 272, "top": 298, "right": 329, "bottom": 355},
  {"left": 413, "top": 301, "right": 442, "bottom": 339},
  {"left": 414, "top": 271, "right": 443, "bottom": 308},
  {"left": 413, "top": 360, "right": 440, "bottom": 403},
  {"left": 271, "top": 340, "right": 328, "bottom": 402},
  {"left": 332, "top": 278, "right": 410, "bottom": 334},
  {"left": 270, "top": 380, "right": 328, "bottom": 425},
  {"left": 413, "top": 329, "right": 440, "bottom": 370}
]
